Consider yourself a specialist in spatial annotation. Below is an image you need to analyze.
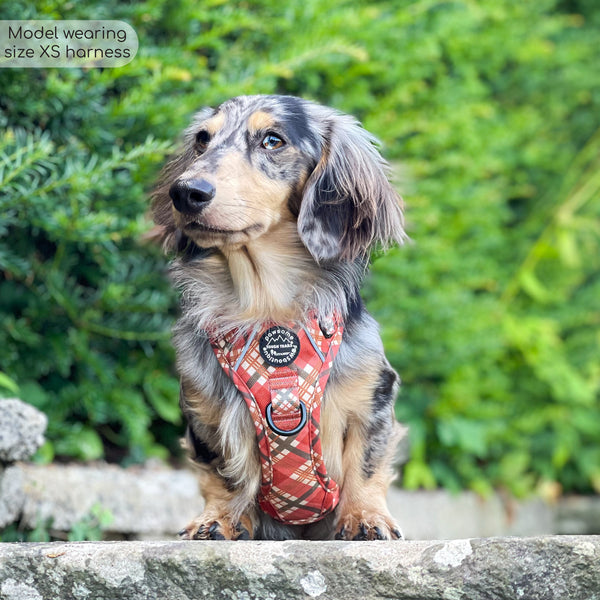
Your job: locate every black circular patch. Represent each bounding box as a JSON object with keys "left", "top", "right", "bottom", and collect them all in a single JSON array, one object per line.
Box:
[{"left": 259, "top": 326, "right": 300, "bottom": 367}]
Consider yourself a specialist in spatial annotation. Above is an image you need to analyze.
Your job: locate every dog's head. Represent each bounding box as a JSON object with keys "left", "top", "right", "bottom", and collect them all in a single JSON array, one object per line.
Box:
[{"left": 152, "top": 95, "right": 404, "bottom": 262}]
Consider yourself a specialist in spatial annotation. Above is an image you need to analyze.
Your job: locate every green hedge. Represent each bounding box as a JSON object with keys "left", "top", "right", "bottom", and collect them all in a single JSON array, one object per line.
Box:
[{"left": 1, "top": 0, "right": 599, "bottom": 494}]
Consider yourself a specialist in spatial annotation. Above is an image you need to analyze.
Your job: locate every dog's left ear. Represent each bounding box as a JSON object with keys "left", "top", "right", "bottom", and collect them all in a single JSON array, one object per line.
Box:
[{"left": 298, "top": 112, "right": 405, "bottom": 263}]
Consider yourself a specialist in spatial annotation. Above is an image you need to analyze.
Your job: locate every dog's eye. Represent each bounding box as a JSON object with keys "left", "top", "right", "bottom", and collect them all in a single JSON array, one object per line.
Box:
[
  {"left": 195, "top": 130, "right": 211, "bottom": 151},
  {"left": 262, "top": 133, "right": 285, "bottom": 150}
]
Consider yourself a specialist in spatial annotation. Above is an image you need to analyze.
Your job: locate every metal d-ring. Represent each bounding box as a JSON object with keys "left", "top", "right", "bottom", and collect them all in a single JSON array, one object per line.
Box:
[{"left": 266, "top": 401, "right": 307, "bottom": 436}]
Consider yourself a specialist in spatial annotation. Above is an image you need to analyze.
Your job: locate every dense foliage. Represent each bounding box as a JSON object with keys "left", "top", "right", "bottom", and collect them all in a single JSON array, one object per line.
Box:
[{"left": 1, "top": 0, "right": 598, "bottom": 494}]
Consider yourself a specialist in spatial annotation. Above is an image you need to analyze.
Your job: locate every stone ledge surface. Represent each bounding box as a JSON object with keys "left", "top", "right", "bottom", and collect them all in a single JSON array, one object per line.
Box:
[{"left": 0, "top": 536, "right": 598, "bottom": 600}]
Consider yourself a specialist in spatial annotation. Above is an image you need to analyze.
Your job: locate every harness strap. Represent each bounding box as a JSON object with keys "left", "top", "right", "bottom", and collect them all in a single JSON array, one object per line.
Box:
[
  {"left": 209, "top": 315, "right": 343, "bottom": 525},
  {"left": 267, "top": 368, "right": 304, "bottom": 434}
]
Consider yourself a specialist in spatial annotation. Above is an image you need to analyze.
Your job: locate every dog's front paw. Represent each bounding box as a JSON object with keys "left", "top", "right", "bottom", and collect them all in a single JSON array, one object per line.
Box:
[
  {"left": 335, "top": 511, "right": 403, "bottom": 541},
  {"left": 179, "top": 513, "right": 253, "bottom": 541}
]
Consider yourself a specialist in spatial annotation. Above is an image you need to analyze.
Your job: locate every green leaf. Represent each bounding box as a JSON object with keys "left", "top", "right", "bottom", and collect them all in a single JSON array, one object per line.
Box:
[
  {"left": 403, "top": 460, "right": 437, "bottom": 490},
  {"left": 144, "top": 373, "right": 181, "bottom": 425},
  {"left": 0, "top": 372, "right": 19, "bottom": 396},
  {"left": 54, "top": 426, "right": 104, "bottom": 461}
]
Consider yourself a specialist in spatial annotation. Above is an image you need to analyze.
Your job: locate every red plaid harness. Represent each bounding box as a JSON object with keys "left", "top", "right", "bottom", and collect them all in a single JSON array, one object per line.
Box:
[{"left": 209, "top": 315, "right": 343, "bottom": 525}]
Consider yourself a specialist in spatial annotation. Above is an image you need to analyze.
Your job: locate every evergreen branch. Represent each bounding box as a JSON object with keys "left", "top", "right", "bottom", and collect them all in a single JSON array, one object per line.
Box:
[{"left": 44, "top": 273, "right": 170, "bottom": 342}]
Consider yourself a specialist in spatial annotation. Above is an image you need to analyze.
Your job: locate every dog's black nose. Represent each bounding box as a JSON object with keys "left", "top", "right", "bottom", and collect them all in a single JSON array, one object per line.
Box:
[{"left": 169, "top": 178, "right": 216, "bottom": 215}]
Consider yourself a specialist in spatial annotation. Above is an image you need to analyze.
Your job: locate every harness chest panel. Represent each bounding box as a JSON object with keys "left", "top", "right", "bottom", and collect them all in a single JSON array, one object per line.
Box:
[{"left": 210, "top": 316, "right": 343, "bottom": 525}]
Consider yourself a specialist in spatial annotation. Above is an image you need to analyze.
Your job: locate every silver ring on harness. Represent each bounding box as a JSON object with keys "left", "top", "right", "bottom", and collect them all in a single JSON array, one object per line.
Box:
[{"left": 266, "top": 401, "right": 307, "bottom": 436}]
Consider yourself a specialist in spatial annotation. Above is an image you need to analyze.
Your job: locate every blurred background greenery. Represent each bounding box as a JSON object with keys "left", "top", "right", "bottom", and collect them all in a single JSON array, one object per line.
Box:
[{"left": 1, "top": 0, "right": 598, "bottom": 498}]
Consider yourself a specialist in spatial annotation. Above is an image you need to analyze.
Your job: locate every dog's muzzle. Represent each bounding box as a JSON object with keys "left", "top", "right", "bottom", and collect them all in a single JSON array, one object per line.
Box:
[{"left": 169, "top": 178, "right": 215, "bottom": 215}]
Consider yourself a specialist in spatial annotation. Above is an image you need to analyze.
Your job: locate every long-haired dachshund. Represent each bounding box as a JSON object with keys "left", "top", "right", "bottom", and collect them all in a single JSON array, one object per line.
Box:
[{"left": 152, "top": 95, "right": 406, "bottom": 541}]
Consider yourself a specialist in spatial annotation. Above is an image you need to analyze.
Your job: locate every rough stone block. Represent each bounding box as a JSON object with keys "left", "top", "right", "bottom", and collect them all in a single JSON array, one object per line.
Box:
[
  {"left": 387, "top": 488, "right": 555, "bottom": 539},
  {"left": 4, "top": 463, "right": 203, "bottom": 536},
  {"left": 0, "top": 466, "right": 25, "bottom": 528},
  {"left": 0, "top": 536, "right": 597, "bottom": 600},
  {"left": 556, "top": 496, "right": 600, "bottom": 535},
  {"left": 0, "top": 399, "right": 47, "bottom": 463}
]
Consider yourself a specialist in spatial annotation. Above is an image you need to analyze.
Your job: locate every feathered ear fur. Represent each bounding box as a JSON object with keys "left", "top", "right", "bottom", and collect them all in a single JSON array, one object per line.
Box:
[{"left": 298, "top": 112, "right": 405, "bottom": 263}]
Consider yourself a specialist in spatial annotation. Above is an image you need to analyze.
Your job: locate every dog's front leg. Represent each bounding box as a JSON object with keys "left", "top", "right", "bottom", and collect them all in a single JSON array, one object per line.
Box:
[
  {"left": 179, "top": 463, "right": 257, "bottom": 540},
  {"left": 178, "top": 382, "right": 261, "bottom": 541},
  {"left": 334, "top": 365, "right": 404, "bottom": 541}
]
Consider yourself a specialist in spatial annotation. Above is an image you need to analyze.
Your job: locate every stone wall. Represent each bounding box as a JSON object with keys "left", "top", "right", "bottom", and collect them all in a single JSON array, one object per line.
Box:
[
  {"left": 0, "top": 536, "right": 598, "bottom": 600},
  {"left": 4, "top": 461, "right": 600, "bottom": 540}
]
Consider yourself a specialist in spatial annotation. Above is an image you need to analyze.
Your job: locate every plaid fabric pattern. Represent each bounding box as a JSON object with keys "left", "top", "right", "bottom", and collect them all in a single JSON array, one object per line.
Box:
[{"left": 210, "top": 315, "right": 343, "bottom": 525}]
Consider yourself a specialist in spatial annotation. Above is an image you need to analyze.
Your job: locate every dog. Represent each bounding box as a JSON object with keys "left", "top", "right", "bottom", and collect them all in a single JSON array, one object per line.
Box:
[{"left": 152, "top": 95, "right": 406, "bottom": 541}]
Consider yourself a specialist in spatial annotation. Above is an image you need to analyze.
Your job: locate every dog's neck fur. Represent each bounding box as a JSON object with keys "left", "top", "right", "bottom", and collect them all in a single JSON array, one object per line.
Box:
[
  {"left": 218, "top": 220, "right": 313, "bottom": 320},
  {"left": 171, "top": 220, "right": 363, "bottom": 336}
]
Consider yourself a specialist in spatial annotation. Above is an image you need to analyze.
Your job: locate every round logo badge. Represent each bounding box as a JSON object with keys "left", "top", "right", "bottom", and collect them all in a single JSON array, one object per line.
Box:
[{"left": 259, "top": 326, "right": 300, "bottom": 367}]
